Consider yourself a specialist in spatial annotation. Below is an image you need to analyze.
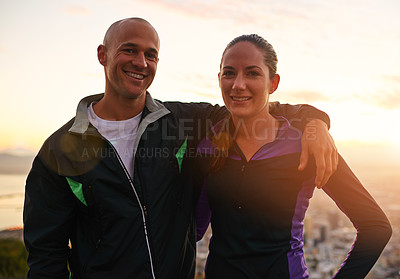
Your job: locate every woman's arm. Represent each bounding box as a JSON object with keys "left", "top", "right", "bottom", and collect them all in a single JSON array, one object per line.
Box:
[
  {"left": 322, "top": 155, "right": 392, "bottom": 278},
  {"left": 195, "top": 177, "right": 212, "bottom": 241}
]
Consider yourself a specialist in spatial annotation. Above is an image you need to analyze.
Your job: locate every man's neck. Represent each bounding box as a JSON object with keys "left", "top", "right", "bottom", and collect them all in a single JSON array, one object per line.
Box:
[{"left": 93, "top": 93, "right": 145, "bottom": 121}]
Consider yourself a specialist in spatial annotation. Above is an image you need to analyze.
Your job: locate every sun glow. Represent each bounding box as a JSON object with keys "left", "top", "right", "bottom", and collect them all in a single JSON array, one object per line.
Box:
[{"left": 0, "top": 0, "right": 399, "bottom": 156}]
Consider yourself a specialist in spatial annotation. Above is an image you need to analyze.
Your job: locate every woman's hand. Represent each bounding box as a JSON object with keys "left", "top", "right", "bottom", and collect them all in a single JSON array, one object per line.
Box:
[{"left": 298, "top": 119, "right": 338, "bottom": 188}]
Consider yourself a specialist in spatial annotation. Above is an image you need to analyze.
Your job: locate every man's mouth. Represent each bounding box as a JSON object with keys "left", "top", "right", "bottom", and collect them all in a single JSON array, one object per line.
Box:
[
  {"left": 125, "top": 71, "right": 145, "bottom": 80},
  {"left": 231, "top": 96, "right": 251, "bottom": 101}
]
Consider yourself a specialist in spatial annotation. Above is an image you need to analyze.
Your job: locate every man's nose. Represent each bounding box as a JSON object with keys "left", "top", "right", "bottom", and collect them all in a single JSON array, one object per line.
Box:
[{"left": 131, "top": 52, "right": 147, "bottom": 68}]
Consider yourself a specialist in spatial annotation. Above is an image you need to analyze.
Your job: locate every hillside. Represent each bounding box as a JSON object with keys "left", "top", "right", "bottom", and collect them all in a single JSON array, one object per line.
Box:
[{"left": 0, "top": 154, "right": 34, "bottom": 174}]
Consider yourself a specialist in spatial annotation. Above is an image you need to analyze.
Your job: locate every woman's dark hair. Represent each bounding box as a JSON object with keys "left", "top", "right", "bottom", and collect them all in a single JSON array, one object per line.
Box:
[
  {"left": 220, "top": 34, "right": 278, "bottom": 79},
  {"left": 210, "top": 34, "right": 278, "bottom": 172}
]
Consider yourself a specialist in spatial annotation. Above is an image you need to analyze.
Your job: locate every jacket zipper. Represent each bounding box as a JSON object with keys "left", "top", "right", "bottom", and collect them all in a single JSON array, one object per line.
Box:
[{"left": 107, "top": 141, "right": 156, "bottom": 279}]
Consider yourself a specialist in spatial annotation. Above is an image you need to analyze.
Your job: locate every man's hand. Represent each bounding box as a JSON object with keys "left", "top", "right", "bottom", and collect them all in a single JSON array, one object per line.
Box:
[{"left": 298, "top": 119, "right": 338, "bottom": 188}]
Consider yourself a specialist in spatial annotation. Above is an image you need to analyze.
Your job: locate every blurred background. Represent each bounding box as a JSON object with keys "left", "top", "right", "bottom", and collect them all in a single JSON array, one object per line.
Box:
[{"left": 1, "top": 0, "right": 399, "bottom": 278}]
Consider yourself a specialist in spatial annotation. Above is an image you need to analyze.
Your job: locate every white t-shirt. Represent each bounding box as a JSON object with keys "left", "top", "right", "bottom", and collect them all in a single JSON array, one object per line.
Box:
[{"left": 88, "top": 103, "right": 142, "bottom": 178}]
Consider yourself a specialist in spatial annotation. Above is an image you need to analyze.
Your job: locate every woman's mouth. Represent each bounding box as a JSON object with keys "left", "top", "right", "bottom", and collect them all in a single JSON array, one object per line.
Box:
[{"left": 231, "top": 96, "right": 251, "bottom": 101}]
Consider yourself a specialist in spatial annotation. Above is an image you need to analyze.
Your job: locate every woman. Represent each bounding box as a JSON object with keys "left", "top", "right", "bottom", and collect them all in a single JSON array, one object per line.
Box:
[{"left": 195, "top": 34, "right": 392, "bottom": 278}]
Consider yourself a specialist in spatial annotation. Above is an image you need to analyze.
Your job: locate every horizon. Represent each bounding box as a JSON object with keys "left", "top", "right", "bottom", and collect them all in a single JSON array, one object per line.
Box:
[
  {"left": 1, "top": 0, "right": 399, "bottom": 167},
  {"left": 0, "top": 141, "right": 399, "bottom": 179}
]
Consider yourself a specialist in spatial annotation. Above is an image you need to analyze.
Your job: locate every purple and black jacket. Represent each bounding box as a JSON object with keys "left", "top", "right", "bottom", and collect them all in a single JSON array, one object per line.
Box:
[{"left": 196, "top": 116, "right": 391, "bottom": 279}]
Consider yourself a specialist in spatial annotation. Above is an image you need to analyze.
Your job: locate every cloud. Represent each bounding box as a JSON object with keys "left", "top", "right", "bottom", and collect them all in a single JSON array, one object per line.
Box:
[
  {"left": 365, "top": 76, "right": 400, "bottom": 110},
  {"left": 374, "top": 90, "right": 400, "bottom": 110},
  {"left": 348, "top": 90, "right": 400, "bottom": 110},
  {"left": 83, "top": 72, "right": 103, "bottom": 79},
  {"left": 276, "top": 90, "right": 333, "bottom": 103},
  {"left": 0, "top": 45, "right": 8, "bottom": 53},
  {"left": 145, "top": 0, "right": 238, "bottom": 19},
  {"left": 63, "top": 5, "right": 91, "bottom": 16},
  {"left": 382, "top": 75, "right": 400, "bottom": 84},
  {"left": 175, "top": 71, "right": 219, "bottom": 96},
  {"left": 184, "top": 89, "right": 219, "bottom": 100},
  {"left": 277, "top": 75, "right": 400, "bottom": 110},
  {"left": 144, "top": 0, "right": 307, "bottom": 28}
]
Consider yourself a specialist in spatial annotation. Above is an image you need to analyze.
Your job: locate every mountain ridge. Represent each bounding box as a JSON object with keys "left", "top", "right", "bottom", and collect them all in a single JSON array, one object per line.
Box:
[{"left": 0, "top": 153, "right": 34, "bottom": 175}]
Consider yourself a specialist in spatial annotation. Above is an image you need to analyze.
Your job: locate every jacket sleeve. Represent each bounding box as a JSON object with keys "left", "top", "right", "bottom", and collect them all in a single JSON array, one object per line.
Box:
[
  {"left": 269, "top": 102, "right": 331, "bottom": 131},
  {"left": 322, "top": 155, "right": 392, "bottom": 278},
  {"left": 23, "top": 153, "right": 76, "bottom": 279},
  {"left": 189, "top": 102, "right": 331, "bottom": 132}
]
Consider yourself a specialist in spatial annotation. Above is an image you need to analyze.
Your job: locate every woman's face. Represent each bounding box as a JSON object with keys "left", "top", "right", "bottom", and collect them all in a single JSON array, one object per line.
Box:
[{"left": 218, "top": 41, "right": 279, "bottom": 121}]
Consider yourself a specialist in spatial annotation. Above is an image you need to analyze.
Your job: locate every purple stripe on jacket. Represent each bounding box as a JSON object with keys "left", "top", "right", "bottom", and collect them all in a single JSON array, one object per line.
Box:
[
  {"left": 287, "top": 177, "right": 315, "bottom": 279},
  {"left": 252, "top": 117, "right": 302, "bottom": 161}
]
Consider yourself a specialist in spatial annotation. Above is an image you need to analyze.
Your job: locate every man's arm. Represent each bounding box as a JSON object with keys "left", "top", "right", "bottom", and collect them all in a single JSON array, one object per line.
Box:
[
  {"left": 181, "top": 101, "right": 337, "bottom": 187},
  {"left": 269, "top": 102, "right": 338, "bottom": 188},
  {"left": 24, "top": 155, "right": 74, "bottom": 278},
  {"left": 299, "top": 119, "right": 338, "bottom": 187}
]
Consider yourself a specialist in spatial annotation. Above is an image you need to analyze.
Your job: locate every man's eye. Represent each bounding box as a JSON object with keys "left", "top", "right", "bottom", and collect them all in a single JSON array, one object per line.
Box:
[
  {"left": 122, "top": 49, "right": 135, "bottom": 54},
  {"left": 145, "top": 53, "right": 158, "bottom": 61}
]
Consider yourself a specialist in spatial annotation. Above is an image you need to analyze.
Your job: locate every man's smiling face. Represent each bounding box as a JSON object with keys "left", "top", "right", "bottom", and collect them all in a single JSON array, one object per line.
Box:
[{"left": 98, "top": 18, "right": 160, "bottom": 101}]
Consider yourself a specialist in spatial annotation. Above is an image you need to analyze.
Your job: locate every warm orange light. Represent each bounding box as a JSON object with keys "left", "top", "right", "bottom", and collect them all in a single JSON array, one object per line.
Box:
[{"left": 6, "top": 225, "right": 23, "bottom": 232}]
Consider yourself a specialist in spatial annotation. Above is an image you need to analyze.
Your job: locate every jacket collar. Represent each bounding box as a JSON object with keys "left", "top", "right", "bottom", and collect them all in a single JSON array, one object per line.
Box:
[{"left": 68, "top": 92, "right": 170, "bottom": 135}]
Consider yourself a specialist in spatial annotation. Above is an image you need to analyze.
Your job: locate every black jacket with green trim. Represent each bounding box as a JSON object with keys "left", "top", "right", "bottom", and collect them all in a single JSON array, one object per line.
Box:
[{"left": 23, "top": 92, "right": 330, "bottom": 279}]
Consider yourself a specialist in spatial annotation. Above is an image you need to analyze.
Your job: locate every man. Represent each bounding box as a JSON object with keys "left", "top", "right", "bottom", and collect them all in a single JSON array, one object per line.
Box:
[{"left": 23, "top": 18, "right": 337, "bottom": 279}]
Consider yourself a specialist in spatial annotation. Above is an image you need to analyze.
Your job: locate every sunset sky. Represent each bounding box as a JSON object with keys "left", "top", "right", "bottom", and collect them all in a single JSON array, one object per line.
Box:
[{"left": 1, "top": 0, "right": 399, "bottom": 168}]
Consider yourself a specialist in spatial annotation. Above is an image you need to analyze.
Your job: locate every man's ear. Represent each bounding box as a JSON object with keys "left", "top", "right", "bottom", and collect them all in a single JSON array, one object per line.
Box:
[
  {"left": 97, "top": 45, "right": 107, "bottom": 66},
  {"left": 269, "top": 74, "right": 280, "bottom": 94},
  {"left": 218, "top": 72, "right": 221, "bottom": 88}
]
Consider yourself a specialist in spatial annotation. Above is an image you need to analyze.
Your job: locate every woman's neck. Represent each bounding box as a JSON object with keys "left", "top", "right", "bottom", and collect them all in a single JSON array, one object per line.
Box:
[
  {"left": 231, "top": 112, "right": 279, "bottom": 162},
  {"left": 231, "top": 112, "right": 278, "bottom": 142}
]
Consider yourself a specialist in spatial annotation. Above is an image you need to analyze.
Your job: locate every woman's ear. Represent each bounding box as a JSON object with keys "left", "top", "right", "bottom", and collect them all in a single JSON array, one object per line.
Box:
[{"left": 269, "top": 74, "right": 280, "bottom": 94}]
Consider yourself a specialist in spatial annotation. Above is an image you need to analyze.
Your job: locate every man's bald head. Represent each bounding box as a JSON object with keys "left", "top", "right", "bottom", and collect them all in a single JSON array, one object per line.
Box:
[
  {"left": 103, "top": 17, "right": 160, "bottom": 49},
  {"left": 97, "top": 17, "right": 160, "bottom": 111}
]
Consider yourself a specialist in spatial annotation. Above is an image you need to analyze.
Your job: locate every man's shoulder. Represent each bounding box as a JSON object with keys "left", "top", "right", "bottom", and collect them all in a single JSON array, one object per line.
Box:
[
  {"left": 161, "top": 100, "right": 212, "bottom": 109},
  {"left": 38, "top": 117, "right": 81, "bottom": 158},
  {"left": 37, "top": 117, "right": 106, "bottom": 176},
  {"left": 45, "top": 118, "right": 76, "bottom": 143},
  {"left": 160, "top": 100, "right": 225, "bottom": 118}
]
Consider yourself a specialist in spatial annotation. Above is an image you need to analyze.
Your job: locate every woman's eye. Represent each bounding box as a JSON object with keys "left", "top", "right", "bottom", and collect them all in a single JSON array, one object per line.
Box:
[
  {"left": 248, "top": 71, "right": 260, "bottom": 76},
  {"left": 222, "top": 71, "right": 234, "bottom": 77}
]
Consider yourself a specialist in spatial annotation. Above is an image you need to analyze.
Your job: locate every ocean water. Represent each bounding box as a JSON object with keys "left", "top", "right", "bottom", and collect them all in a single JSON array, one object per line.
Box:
[{"left": 0, "top": 174, "right": 26, "bottom": 230}]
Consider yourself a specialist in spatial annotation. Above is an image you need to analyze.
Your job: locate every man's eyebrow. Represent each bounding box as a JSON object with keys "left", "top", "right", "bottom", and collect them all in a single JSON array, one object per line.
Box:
[{"left": 119, "top": 43, "right": 158, "bottom": 54}]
